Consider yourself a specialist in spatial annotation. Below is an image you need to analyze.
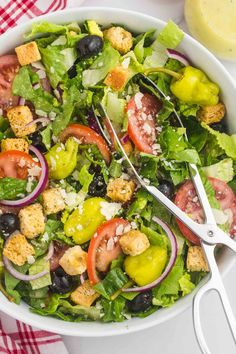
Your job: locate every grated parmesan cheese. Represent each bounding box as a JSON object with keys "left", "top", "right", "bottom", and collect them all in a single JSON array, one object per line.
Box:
[{"left": 100, "top": 202, "right": 122, "bottom": 221}]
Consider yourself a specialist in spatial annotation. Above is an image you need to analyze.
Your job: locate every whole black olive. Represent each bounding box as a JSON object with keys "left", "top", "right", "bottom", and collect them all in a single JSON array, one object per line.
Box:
[
  {"left": 127, "top": 292, "right": 153, "bottom": 313},
  {"left": 0, "top": 213, "right": 20, "bottom": 237},
  {"left": 210, "top": 121, "right": 227, "bottom": 133},
  {"left": 29, "top": 132, "right": 47, "bottom": 153},
  {"left": 50, "top": 267, "right": 78, "bottom": 294},
  {"left": 76, "top": 35, "right": 103, "bottom": 59},
  {"left": 157, "top": 180, "right": 175, "bottom": 200},
  {"left": 88, "top": 174, "right": 107, "bottom": 197}
]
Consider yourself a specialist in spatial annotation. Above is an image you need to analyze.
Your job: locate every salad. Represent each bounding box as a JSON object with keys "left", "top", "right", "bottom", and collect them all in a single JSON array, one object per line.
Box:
[{"left": 0, "top": 19, "right": 235, "bottom": 323}]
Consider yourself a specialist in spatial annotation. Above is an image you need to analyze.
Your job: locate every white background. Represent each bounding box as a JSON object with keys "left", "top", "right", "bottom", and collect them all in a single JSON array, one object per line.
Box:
[{"left": 63, "top": 1, "right": 236, "bottom": 353}]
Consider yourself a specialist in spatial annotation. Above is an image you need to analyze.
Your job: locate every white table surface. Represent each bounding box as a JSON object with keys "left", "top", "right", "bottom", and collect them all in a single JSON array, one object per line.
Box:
[{"left": 63, "top": 1, "right": 236, "bottom": 353}]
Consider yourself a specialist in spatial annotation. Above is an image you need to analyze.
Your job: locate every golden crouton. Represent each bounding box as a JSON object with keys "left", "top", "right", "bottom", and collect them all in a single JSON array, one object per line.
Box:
[
  {"left": 42, "top": 188, "right": 65, "bottom": 215},
  {"left": 187, "top": 246, "right": 209, "bottom": 272},
  {"left": 71, "top": 280, "right": 100, "bottom": 307},
  {"left": 15, "top": 41, "right": 41, "bottom": 66},
  {"left": 3, "top": 233, "right": 35, "bottom": 266},
  {"left": 7, "top": 106, "right": 36, "bottom": 137},
  {"left": 59, "top": 246, "right": 88, "bottom": 276},
  {"left": 107, "top": 178, "right": 135, "bottom": 203},
  {"left": 119, "top": 230, "right": 150, "bottom": 256},
  {"left": 19, "top": 203, "right": 45, "bottom": 239},
  {"left": 104, "top": 66, "right": 130, "bottom": 91},
  {"left": 104, "top": 26, "right": 133, "bottom": 54},
  {"left": 1, "top": 138, "right": 29, "bottom": 153},
  {"left": 197, "top": 103, "right": 226, "bottom": 125}
]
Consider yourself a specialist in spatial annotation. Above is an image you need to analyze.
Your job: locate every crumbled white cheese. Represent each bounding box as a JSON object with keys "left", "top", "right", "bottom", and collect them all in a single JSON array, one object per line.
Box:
[
  {"left": 60, "top": 189, "right": 86, "bottom": 209},
  {"left": 212, "top": 208, "right": 231, "bottom": 225},
  {"left": 120, "top": 173, "right": 130, "bottom": 180},
  {"left": 26, "top": 176, "right": 34, "bottom": 193},
  {"left": 143, "top": 122, "right": 152, "bottom": 134},
  {"left": 32, "top": 61, "right": 45, "bottom": 70},
  {"left": 131, "top": 221, "right": 137, "bottom": 229},
  {"left": 18, "top": 158, "right": 26, "bottom": 168},
  {"left": 33, "top": 83, "right": 40, "bottom": 90},
  {"left": 124, "top": 224, "right": 131, "bottom": 233},
  {"left": 76, "top": 224, "right": 83, "bottom": 231},
  {"left": 35, "top": 109, "right": 47, "bottom": 117},
  {"left": 37, "top": 69, "right": 46, "bottom": 79},
  {"left": 116, "top": 224, "right": 124, "bottom": 236},
  {"left": 122, "top": 57, "right": 130, "bottom": 69},
  {"left": 100, "top": 202, "right": 122, "bottom": 221},
  {"left": 134, "top": 92, "right": 144, "bottom": 110},
  {"left": 106, "top": 237, "right": 115, "bottom": 251},
  {"left": 49, "top": 111, "right": 57, "bottom": 120},
  {"left": 27, "top": 255, "right": 35, "bottom": 265},
  {"left": 28, "top": 165, "right": 41, "bottom": 177},
  {"left": 41, "top": 232, "right": 49, "bottom": 242}
]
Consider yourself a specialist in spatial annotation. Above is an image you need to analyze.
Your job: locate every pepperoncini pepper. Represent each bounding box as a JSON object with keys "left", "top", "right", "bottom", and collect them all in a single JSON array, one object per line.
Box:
[
  {"left": 144, "top": 66, "right": 220, "bottom": 106},
  {"left": 45, "top": 137, "right": 78, "bottom": 179}
]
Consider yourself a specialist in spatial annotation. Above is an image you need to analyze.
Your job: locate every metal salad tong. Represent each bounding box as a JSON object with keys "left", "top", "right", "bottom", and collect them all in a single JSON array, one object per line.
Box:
[{"left": 97, "top": 74, "right": 236, "bottom": 354}]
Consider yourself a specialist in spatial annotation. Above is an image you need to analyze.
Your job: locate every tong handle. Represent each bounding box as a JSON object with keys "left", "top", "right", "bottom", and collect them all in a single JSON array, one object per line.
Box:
[{"left": 193, "top": 244, "right": 236, "bottom": 354}]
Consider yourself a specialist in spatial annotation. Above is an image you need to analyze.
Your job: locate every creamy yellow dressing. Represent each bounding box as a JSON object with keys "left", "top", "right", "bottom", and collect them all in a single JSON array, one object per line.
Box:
[{"left": 185, "top": 0, "right": 236, "bottom": 60}]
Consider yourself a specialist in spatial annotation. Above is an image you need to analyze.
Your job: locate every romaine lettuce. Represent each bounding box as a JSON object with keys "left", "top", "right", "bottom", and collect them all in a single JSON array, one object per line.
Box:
[{"left": 202, "top": 158, "right": 234, "bottom": 182}]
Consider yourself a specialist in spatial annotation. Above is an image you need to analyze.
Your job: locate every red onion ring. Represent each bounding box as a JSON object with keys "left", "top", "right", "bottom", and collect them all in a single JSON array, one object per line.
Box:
[
  {"left": 3, "top": 233, "right": 49, "bottom": 281},
  {"left": 0, "top": 146, "right": 49, "bottom": 207},
  {"left": 123, "top": 216, "right": 177, "bottom": 293},
  {"left": 80, "top": 273, "right": 85, "bottom": 284},
  {"left": 120, "top": 133, "right": 130, "bottom": 144},
  {"left": 19, "top": 97, "right": 25, "bottom": 106},
  {"left": 45, "top": 242, "right": 54, "bottom": 261},
  {"left": 166, "top": 49, "right": 191, "bottom": 66},
  {"left": 26, "top": 117, "right": 50, "bottom": 127}
]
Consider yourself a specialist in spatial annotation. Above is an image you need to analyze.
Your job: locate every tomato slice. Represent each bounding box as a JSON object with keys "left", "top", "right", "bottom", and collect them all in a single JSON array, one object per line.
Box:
[
  {"left": 87, "top": 218, "right": 129, "bottom": 284},
  {"left": 0, "top": 55, "right": 20, "bottom": 111},
  {"left": 127, "top": 93, "right": 162, "bottom": 154},
  {"left": 0, "top": 150, "right": 40, "bottom": 180},
  {"left": 175, "top": 177, "right": 236, "bottom": 245},
  {"left": 60, "top": 124, "right": 111, "bottom": 164}
]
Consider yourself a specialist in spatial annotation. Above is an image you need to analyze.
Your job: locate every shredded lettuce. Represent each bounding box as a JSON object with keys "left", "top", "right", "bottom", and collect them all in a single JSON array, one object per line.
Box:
[
  {"left": 157, "top": 20, "right": 184, "bottom": 49},
  {"left": 202, "top": 158, "right": 234, "bottom": 182},
  {"left": 94, "top": 268, "right": 129, "bottom": 300},
  {"left": 0, "top": 177, "right": 30, "bottom": 200},
  {"left": 29, "top": 258, "right": 51, "bottom": 290},
  {"left": 82, "top": 43, "right": 120, "bottom": 87},
  {"left": 202, "top": 123, "right": 236, "bottom": 159},
  {"left": 101, "top": 297, "right": 126, "bottom": 322},
  {"left": 102, "top": 90, "right": 126, "bottom": 125},
  {"left": 78, "top": 165, "right": 94, "bottom": 194},
  {"left": 39, "top": 46, "right": 77, "bottom": 88}
]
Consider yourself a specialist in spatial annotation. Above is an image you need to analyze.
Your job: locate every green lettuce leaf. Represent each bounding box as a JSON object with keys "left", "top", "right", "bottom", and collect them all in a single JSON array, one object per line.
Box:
[
  {"left": 57, "top": 300, "right": 100, "bottom": 321},
  {"left": 157, "top": 20, "right": 184, "bottom": 49},
  {"left": 78, "top": 165, "right": 94, "bottom": 193},
  {"left": 202, "top": 123, "right": 236, "bottom": 159},
  {"left": 134, "top": 29, "right": 155, "bottom": 63},
  {"left": 94, "top": 268, "right": 129, "bottom": 300},
  {"left": 152, "top": 256, "right": 184, "bottom": 307},
  {"left": 39, "top": 46, "right": 76, "bottom": 88},
  {"left": 4, "top": 264, "right": 30, "bottom": 304},
  {"left": 103, "top": 90, "right": 126, "bottom": 125},
  {"left": 82, "top": 43, "right": 120, "bottom": 87},
  {"left": 101, "top": 296, "right": 126, "bottom": 322},
  {"left": 202, "top": 158, "right": 234, "bottom": 183},
  {"left": 40, "top": 124, "right": 52, "bottom": 150},
  {"left": 12, "top": 66, "right": 57, "bottom": 113},
  {"left": 25, "top": 22, "right": 68, "bottom": 38},
  {"left": 179, "top": 273, "right": 195, "bottom": 296},
  {"left": 29, "top": 258, "right": 51, "bottom": 290},
  {"left": 0, "top": 177, "right": 28, "bottom": 200},
  {"left": 109, "top": 158, "right": 122, "bottom": 178}
]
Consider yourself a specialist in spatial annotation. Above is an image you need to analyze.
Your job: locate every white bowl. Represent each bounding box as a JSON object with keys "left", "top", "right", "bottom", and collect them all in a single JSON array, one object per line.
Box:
[{"left": 0, "top": 7, "right": 236, "bottom": 337}]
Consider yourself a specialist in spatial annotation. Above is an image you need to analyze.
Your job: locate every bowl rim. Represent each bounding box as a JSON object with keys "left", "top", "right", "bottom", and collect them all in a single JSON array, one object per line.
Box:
[{"left": 0, "top": 6, "right": 236, "bottom": 337}]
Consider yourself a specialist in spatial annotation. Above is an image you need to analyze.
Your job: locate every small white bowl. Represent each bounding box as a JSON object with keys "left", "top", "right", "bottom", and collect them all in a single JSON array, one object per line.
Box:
[{"left": 0, "top": 7, "right": 236, "bottom": 337}]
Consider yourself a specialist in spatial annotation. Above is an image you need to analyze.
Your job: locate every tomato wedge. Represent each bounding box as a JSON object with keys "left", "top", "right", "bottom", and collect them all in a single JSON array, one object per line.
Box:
[
  {"left": 0, "top": 55, "right": 20, "bottom": 111},
  {"left": 127, "top": 93, "right": 162, "bottom": 154},
  {"left": 175, "top": 177, "right": 236, "bottom": 245},
  {"left": 60, "top": 124, "right": 111, "bottom": 164},
  {"left": 87, "top": 218, "right": 129, "bottom": 284},
  {"left": 0, "top": 150, "right": 40, "bottom": 180}
]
